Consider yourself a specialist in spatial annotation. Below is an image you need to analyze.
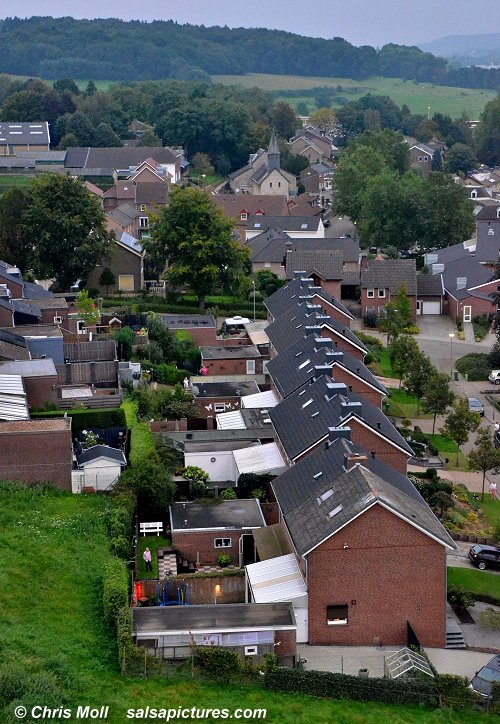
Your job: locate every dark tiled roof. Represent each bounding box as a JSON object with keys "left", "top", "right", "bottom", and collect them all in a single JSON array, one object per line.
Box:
[
  {"left": 268, "top": 375, "right": 412, "bottom": 461},
  {"left": 192, "top": 381, "right": 259, "bottom": 398},
  {"left": 266, "top": 303, "right": 366, "bottom": 356},
  {"left": 76, "top": 445, "right": 126, "bottom": 466},
  {"left": 361, "top": 259, "right": 417, "bottom": 295},
  {"left": 448, "top": 287, "right": 493, "bottom": 301},
  {"left": 285, "top": 250, "right": 343, "bottom": 280},
  {"left": 106, "top": 203, "right": 140, "bottom": 226},
  {"left": 64, "top": 340, "right": 117, "bottom": 362},
  {"left": 65, "top": 146, "right": 179, "bottom": 170},
  {"left": 170, "top": 499, "right": 264, "bottom": 531},
  {"left": 246, "top": 215, "right": 321, "bottom": 233},
  {"left": 265, "top": 277, "right": 353, "bottom": 321},
  {"left": 22, "top": 281, "right": 54, "bottom": 300},
  {"left": 416, "top": 274, "right": 444, "bottom": 296},
  {"left": 441, "top": 257, "right": 493, "bottom": 292},
  {"left": 160, "top": 314, "right": 215, "bottom": 328},
  {"left": 271, "top": 437, "right": 455, "bottom": 556},
  {"left": 200, "top": 346, "right": 261, "bottom": 360},
  {"left": 212, "top": 193, "right": 289, "bottom": 219},
  {"left": 12, "top": 299, "right": 42, "bottom": 318},
  {"left": 476, "top": 205, "right": 500, "bottom": 220},
  {"left": 266, "top": 335, "right": 387, "bottom": 399},
  {"left": 0, "top": 121, "right": 50, "bottom": 146}
]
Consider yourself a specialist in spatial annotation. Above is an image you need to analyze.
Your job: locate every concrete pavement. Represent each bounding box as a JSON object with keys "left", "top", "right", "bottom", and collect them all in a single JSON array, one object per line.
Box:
[{"left": 425, "top": 649, "right": 493, "bottom": 678}]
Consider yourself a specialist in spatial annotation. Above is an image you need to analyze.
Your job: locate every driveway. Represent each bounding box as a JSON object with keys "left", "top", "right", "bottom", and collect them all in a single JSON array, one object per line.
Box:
[{"left": 448, "top": 541, "right": 500, "bottom": 575}]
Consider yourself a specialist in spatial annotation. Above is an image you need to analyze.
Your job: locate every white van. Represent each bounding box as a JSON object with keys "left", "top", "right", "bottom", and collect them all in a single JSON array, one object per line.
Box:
[{"left": 488, "top": 370, "right": 500, "bottom": 385}]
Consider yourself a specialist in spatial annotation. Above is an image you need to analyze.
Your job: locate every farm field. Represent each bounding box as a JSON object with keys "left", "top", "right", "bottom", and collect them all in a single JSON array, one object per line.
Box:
[
  {"left": 0, "top": 174, "right": 35, "bottom": 195},
  {"left": 0, "top": 482, "right": 489, "bottom": 724},
  {"left": 212, "top": 73, "right": 496, "bottom": 117}
]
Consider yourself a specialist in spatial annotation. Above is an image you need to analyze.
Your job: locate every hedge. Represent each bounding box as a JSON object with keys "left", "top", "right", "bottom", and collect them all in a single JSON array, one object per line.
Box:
[
  {"left": 102, "top": 297, "right": 267, "bottom": 319},
  {"left": 102, "top": 556, "right": 129, "bottom": 633},
  {"left": 31, "top": 408, "right": 126, "bottom": 438},
  {"left": 264, "top": 669, "right": 478, "bottom": 709},
  {"left": 455, "top": 353, "right": 491, "bottom": 381}
]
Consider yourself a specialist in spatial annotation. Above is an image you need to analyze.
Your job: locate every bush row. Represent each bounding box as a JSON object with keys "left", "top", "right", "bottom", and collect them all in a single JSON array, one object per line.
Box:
[
  {"left": 103, "top": 297, "right": 267, "bottom": 317},
  {"left": 31, "top": 408, "right": 126, "bottom": 438},
  {"left": 148, "top": 363, "right": 192, "bottom": 385},
  {"left": 102, "top": 556, "right": 129, "bottom": 634},
  {"left": 263, "top": 669, "right": 478, "bottom": 710}
]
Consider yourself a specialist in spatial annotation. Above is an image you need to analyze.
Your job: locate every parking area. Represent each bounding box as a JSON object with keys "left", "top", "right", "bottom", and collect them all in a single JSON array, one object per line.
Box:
[{"left": 448, "top": 541, "right": 500, "bottom": 575}]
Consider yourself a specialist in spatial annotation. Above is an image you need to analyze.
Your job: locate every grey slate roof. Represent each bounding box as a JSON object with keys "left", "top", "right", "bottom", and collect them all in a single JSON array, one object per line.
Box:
[
  {"left": 12, "top": 299, "right": 42, "bottom": 318},
  {"left": 0, "top": 358, "right": 57, "bottom": 377},
  {"left": 65, "top": 146, "right": 179, "bottom": 170},
  {"left": 106, "top": 203, "right": 141, "bottom": 227},
  {"left": 266, "top": 334, "right": 387, "bottom": 399},
  {"left": 264, "top": 277, "right": 353, "bottom": 321},
  {"left": 266, "top": 303, "right": 366, "bottom": 356},
  {"left": 133, "top": 602, "right": 295, "bottom": 634},
  {"left": 246, "top": 216, "right": 321, "bottom": 233},
  {"left": 64, "top": 340, "right": 117, "bottom": 362},
  {"left": 441, "top": 257, "right": 493, "bottom": 293},
  {"left": 22, "top": 281, "right": 55, "bottom": 300},
  {"left": 271, "top": 437, "right": 455, "bottom": 556},
  {"left": 477, "top": 205, "right": 500, "bottom": 220},
  {"left": 285, "top": 250, "right": 344, "bottom": 280},
  {"left": 170, "top": 499, "right": 265, "bottom": 531},
  {"left": 76, "top": 445, "right": 126, "bottom": 466},
  {"left": 192, "top": 381, "right": 260, "bottom": 398},
  {"left": 416, "top": 274, "right": 444, "bottom": 296},
  {"left": 160, "top": 313, "right": 216, "bottom": 329},
  {"left": 0, "top": 121, "right": 50, "bottom": 147},
  {"left": 268, "top": 374, "right": 412, "bottom": 461},
  {"left": 361, "top": 259, "right": 417, "bottom": 295}
]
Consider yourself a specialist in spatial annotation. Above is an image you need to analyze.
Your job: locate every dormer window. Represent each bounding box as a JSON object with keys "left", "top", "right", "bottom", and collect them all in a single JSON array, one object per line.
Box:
[
  {"left": 240, "top": 212, "right": 248, "bottom": 221},
  {"left": 470, "top": 190, "right": 477, "bottom": 199}
]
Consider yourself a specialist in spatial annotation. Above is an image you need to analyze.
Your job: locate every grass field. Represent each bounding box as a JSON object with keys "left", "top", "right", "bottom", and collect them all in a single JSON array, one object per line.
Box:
[
  {"left": 1, "top": 483, "right": 489, "bottom": 724},
  {"left": 427, "top": 433, "right": 468, "bottom": 471},
  {"left": 0, "top": 174, "right": 35, "bottom": 195},
  {"left": 212, "top": 73, "right": 496, "bottom": 118},
  {"left": 447, "top": 566, "right": 500, "bottom": 603},
  {"left": 385, "top": 388, "right": 431, "bottom": 419}
]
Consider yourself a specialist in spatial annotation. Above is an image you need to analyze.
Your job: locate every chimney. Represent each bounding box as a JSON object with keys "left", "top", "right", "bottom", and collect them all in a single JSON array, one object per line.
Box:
[
  {"left": 294, "top": 270, "right": 307, "bottom": 279},
  {"left": 344, "top": 452, "right": 368, "bottom": 471},
  {"left": 299, "top": 277, "right": 315, "bottom": 288},
  {"left": 326, "top": 350, "right": 343, "bottom": 362},
  {"left": 326, "top": 382, "right": 348, "bottom": 394},
  {"left": 341, "top": 400, "right": 362, "bottom": 414},
  {"left": 328, "top": 426, "right": 351, "bottom": 443},
  {"left": 314, "top": 364, "right": 332, "bottom": 377},
  {"left": 314, "top": 337, "right": 333, "bottom": 348}
]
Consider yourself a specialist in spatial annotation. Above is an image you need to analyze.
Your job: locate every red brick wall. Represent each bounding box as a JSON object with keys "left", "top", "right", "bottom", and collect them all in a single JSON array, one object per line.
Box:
[
  {"left": 361, "top": 290, "right": 417, "bottom": 322},
  {"left": 312, "top": 294, "right": 352, "bottom": 328},
  {"left": 172, "top": 530, "right": 244, "bottom": 566},
  {"left": 447, "top": 286, "right": 496, "bottom": 323},
  {"left": 274, "top": 629, "right": 297, "bottom": 663},
  {"left": 0, "top": 276, "right": 23, "bottom": 298},
  {"left": 0, "top": 304, "right": 13, "bottom": 326},
  {"left": 331, "top": 366, "right": 384, "bottom": 408},
  {"left": 187, "top": 327, "right": 217, "bottom": 346},
  {"left": 307, "top": 504, "right": 447, "bottom": 647},
  {"left": 319, "top": 327, "right": 365, "bottom": 361},
  {"left": 194, "top": 396, "right": 241, "bottom": 418},
  {"left": 311, "top": 278, "right": 341, "bottom": 298},
  {"left": 41, "top": 308, "right": 69, "bottom": 326},
  {"left": 202, "top": 357, "right": 263, "bottom": 376},
  {"left": 24, "top": 376, "right": 59, "bottom": 408},
  {"left": 0, "top": 428, "right": 73, "bottom": 489},
  {"left": 261, "top": 502, "right": 280, "bottom": 525},
  {"left": 348, "top": 418, "right": 409, "bottom": 473}
]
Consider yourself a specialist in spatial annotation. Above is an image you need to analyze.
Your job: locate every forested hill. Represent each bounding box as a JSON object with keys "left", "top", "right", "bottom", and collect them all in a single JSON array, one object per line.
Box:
[{"left": 0, "top": 16, "right": 446, "bottom": 83}]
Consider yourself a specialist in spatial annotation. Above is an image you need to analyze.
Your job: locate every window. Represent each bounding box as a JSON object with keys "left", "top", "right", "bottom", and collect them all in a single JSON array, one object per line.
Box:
[
  {"left": 269, "top": 182, "right": 272, "bottom": 188},
  {"left": 140, "top": 204, "right": 147, "bottom": 211},
  {"left": 489, "top": 228, "right": 495, "bottom": 236},
  {"left": 423, "top": 156, "right": 429, "bottom": 162},
  {"left": 245, "top": 646, "right": 258, "bottom": 656},
  {"left": 367, "top": 288, "right": 375, "bottom": 298},
  {"left": 119, "top": 275, "right": 134, "bottom": 292},
  {"left": 240, "top": 212, "right": 247, "bottom": 221},
  {"left": 264, "top": 262, "right": 271, "bottom": 268},
  {"left": 278, "top": 182, "right": 281, "bottom": 188},
  {"left": 378, "top": 289, "right": 385, "bottom": 298},
  {"left": 214, "top": 538, "right": 231, "bottom": 548},
  {"left": 76, "top": 320, "right": 86, "bottom": 334},
  {"left": 471, "top": 190, "right": 477, "bottom": 199},
  {"left": 246, "top": 359, "right": 256, "bottom": 375},
  {"left": 214, "top": 403, "right": 226, "bottom": 413},
  {"left": 365, "top": 306, "right": 374, "bottom": 314},
  {"left": 418, "top": 156, "right": 423, "bottom": 162},
  {"left": 139, "top": 216, "right": 148, "bottom": 228},
  {"left": 327, "top": 604, "right": 348, "bottom": 625},
  {"left": 53, "top": 315, "right": 63, "bottom": 324}
]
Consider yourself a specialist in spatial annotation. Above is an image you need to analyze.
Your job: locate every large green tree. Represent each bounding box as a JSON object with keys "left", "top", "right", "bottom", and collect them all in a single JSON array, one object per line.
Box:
[
  {"left": 22, "top": 175, "right": 114, "bottom": 291},
  {"left": 349, "top": 129, "right": 410, "bottom": 175},
  {"left": 441, "top": 398, "right": 480, "bottom": 465},
  {"left": 422, "top": 370, "right": 455, "bottom": 434},
  {"left": 0, "top": 187, "right": 33, "bottom": 272},
  {"left": 334, "top": 145, "right": 387, "bottom": 222},
  {"left": 444, "top": 143, "right": 477, "bottom": 175},
  {"left": 476, "top": 96, "right": 500, "bottom": 166},
  {"left": 467, "top": 428, "right": 500, "bottom": 501},
  {"left": 403, "top": 350, "right": 435, "bottom": 413},
  {"left": 390, "top": 334, "right": 419, "bottom": 387},
  {"left": 148, "top": 187, "right": 249, "bottom": 310}
]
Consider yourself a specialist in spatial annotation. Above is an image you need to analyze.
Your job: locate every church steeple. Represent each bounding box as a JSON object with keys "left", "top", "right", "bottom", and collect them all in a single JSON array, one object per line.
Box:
[{"left": 267, "top": 130, "right": 281, "bottom": 172}]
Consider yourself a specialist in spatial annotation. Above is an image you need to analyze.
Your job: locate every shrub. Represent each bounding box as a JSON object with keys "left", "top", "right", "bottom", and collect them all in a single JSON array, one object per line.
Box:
[
  {"left": 355, "top": 331, "right": 383, "bottom": 348},
  {"left": 452, "top": 483, "right": 470, "bottom": 504},
  {"left": 217, "top": 554, "right": 232, "bottom": 567},
  {"left": 448, "top": 585, "right": 476, "bottom": 609},
  {"left": 404, "top": 325, "right": 420, "bottom": 335},
  {"left": 363, "top": 312, "right": 378, "bottom": 328},
  {"left": 455, "top": 353, "right": 490, "bottom": 381},
  {"left": 193, "top": 647, "right": 241, "bottom": 680},
  {"left": 221, "top": 487, "right": 237, "bottom": 500},
  {"left": 102, "top": 557, "right": 129, "bottom": 633},
  {"left": 150, "top": 364, "right": 191, "bottom": 386}
]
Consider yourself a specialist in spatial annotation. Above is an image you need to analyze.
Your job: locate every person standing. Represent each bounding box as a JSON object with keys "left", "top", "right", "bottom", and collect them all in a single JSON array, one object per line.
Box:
[
  {"left": 143, "top": 547, "right": 153, "bottom": 572},
  {"left": 489, "top": 480, "right": 497, "bottom": 500}
]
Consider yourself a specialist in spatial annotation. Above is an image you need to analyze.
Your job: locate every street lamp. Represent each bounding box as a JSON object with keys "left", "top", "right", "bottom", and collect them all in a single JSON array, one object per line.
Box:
[
  {"left": 252, "top": 280, "right": 256, "bottom": 322},
  {"left": 449, "top": 333, "right": 455, "bottom": 379}
]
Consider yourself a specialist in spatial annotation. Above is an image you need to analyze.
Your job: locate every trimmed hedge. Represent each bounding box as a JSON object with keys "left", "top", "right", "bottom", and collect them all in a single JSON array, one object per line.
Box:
[
  {"left": 264, "top": 669, "right": 478, "bottom": 710},
  {"left": 194, "top": 647, "right": 242, "bottom": 679},
  {"left": 102, "top": 297, "right": 267, "bottom": 319},
  {"left": 102, "top": 556, "right": 129, "bottom": 634},
  {"left": 31, "top": 408, "right": 126, "bottom": 438},
  {"left": 455, "top": 353, "right": 491, "bottom": 381}
]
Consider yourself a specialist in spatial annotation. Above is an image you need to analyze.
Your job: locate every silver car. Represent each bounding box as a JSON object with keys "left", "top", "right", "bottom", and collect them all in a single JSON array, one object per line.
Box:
[{"left": 467, "top": 397, "right": 484, "bottom": 416}]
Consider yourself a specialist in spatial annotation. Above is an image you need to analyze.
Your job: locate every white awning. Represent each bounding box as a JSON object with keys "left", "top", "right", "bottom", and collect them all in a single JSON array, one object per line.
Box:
[
  {"left": 246, "top": 554, "right": 307, "bottom": 603},
  {"left": 216, "top": 410, "right": 246, "bottom": 430},
  {"left": 233, "top": 442, "right": 285, "bottom": 477},
  {"left": 241, "top": 390, "right": 278, "bottom": 409},
  {"left": 0, "top": 374, "right": 29, "bottom": 421}
]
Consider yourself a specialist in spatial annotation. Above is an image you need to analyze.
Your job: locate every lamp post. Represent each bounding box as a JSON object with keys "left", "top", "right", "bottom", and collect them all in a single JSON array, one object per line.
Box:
[
  {"left": 252, "top": 280, "right": 256, "bottom": 322},
  {"left": 449, "top": 333, "right": 455, "bottom": 379}
]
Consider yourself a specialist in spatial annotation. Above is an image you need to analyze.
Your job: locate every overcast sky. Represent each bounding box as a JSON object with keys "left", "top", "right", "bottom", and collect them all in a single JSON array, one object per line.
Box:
[{"left": 4, "top": 1, "right": 497, "bottom": 47}]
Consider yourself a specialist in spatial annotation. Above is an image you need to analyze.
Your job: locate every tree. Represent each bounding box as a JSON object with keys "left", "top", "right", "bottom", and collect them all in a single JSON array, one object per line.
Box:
[
  {"left": 420, "top": 173, "right": 475, "bottom": 251},
  {"left": 307, "top": 108, "right": 336, "bottom": 130},
  {"left": 403, "top": 350, "right": 435, "bottom": 413},
  {"left": 422, "top": 371, "right": 455, "bottom": 434},
  {"left": 444, "top": 143, "right": 477, "bottom": 175},
  {"left": 379, "top": 283, "right": 413, "bottom": 345},
  {"left": 76, "top": 290, "right": 100, "bottom": 326},
  {"left": 0, "top": 187, "right": 33, "bottom": 272},
  {"left": 390, "top": 335, "right": 419, "bottom": 387},
  {"left": 429, "top": 490, "right": 454, "bottom": 519},
  {"left": 431, "top": 149, "right": 443, "bottom": 171},
  {"left": 114, "top": 326, "right": 135, "bottom": 361},
  {"left": 441, "top": 398, "right": 480, "bottom": 465},
  {"left": 475, "top": 96, "right": 500, "bottom": 166},
  {"left": 22, "top": 175, "right": 114, "bottom": 291},
  {"left": 147, "top": 187, "right": 249, "bottom": 310},
  {"left": 120, "top": 459, "right": 176, "bottom": 510},
  {"left": 191, "top": 152, "right": 215, "bottom": 177},
  {"left": 53, "top": 78, "right": 81, "bottom": 95},
  {"left": 98, "top": 267, "right": 116, "bottom": 295},
  {"left": 84, "top": 81, "right": 98, "bottom": 96},
  {"left": 93, "top": 122, "right": 122, "bottom": 147},
  {"left": 146, "top": 313, "right": 176, "bottom": 361},
  {"left": 334, "top": 145, "right": 387, "bottom": 222},
  {"left": 467, "top": 427, "right": 500, "bottom": 500},
  {"left": 271, "top": 102, "right": 298, "bottom": 139},
  {"left": 137, "top": 129, "right": 162, "bottom": 147},
  {"left": 350, "top": 129, "right": 410, "bottom": 175}
]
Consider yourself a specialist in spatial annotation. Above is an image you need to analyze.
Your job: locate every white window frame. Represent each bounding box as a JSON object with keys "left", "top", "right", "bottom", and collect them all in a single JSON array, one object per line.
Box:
[
  {"left": 214, "top": 538, "right": 232, "bottom": 548},
  {"left": 245, "top": 646, "right": 258, "bottom": 656},
  {"left": 378, "top": 289, "right": 386, "bottom": 298},
  {"left": 366, "top": 288, "right": 375, "bottom": 298},
  {"left": 139, "top": 216, "right": 149, "bottom": 228},
  {"left": 264, "top": 262, "right": 271, "bottom": 268},
  {"left": 118, "top": 274, "right": 135, "bottom": 292},
  {"left": 214, "top": 403, "right": 226, "bottom": 413},
  {"left": 76, "top": 320, "right": 86, "bottom": 334},
  {"left": 327, "top": 604, "right": 348, "bottom": 626},
  {"left": 140, "top": 204, "right": 147, "bottom": 211},
  {"left": 246, "top": 359, "right": 256, "bottom": 375},
  {"left": 240, "top": 212, "right": 247, "bottom": 221},
  {"left": 53, "top": 315, "right": 63, "bottom": 324}
]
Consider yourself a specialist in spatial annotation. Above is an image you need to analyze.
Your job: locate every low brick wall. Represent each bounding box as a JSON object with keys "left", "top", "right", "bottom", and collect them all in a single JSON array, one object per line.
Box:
[{"left": 137, "top": 573, "right": 246, "bottom": 605}]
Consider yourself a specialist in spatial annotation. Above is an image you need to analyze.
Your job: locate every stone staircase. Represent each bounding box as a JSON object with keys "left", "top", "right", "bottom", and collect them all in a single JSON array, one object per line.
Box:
[
  {"left": 446, "top": 619, "right": 466, "bottom": 649},
  {"left": 157, "top": 548, "right": 178, "bottom": 578}
]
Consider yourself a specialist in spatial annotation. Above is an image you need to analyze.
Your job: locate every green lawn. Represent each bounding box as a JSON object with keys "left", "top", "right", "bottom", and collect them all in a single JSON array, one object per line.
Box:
[
  {"left": 427, "top": 433, "right": 468, "bottom": 471},
  {"left": 0, "top": 174, "right": 35, "bottom": 195},
  {"left": 447, "top": 567, "right": 500, "bottom": 604},
  {"left": 0, "top": 483, "right": 487, "bottom": 724},
  {"left": 476, "top": 494, "right": 500, "bottom": 531},
  {"left": 121, "top": 398, "right": 155, "bottom": 465},
  {"left": 368, "top": 347, "right": 395, "bottom": 378},
  {"left": 137, "top": 534, "right": 172, "bottom": 579},
  {"left": 385, "top": 388, "right": 431, "bottom": 419},
  {"left": 212, "top": 73, "right": 496, "bottom": 117}
]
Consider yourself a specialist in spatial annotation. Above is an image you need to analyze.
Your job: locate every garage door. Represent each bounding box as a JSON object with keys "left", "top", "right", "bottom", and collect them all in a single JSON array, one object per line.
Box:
[{"left": 422, "top": 301, "right": 441, "bottom": 315}]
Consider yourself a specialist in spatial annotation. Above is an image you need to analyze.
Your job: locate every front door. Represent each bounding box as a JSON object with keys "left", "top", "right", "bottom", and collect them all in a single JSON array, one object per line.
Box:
[
  {"left": 463, "top": 306, "right": 472, "bottom": 322},
  {"left": 416, "top": 300, "right": 422, "bottom": 316},
  {"left": 246, "top": 359, "right": 256, "bottom": 375}
]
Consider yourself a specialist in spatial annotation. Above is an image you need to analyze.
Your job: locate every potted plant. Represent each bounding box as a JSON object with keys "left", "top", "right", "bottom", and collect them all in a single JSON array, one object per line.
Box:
[
  {"left": 217, "top": 553, "right": 232, "bottom": 568},
  {"left": 358, "top": 667, "right": 369, "bottom": 679}
]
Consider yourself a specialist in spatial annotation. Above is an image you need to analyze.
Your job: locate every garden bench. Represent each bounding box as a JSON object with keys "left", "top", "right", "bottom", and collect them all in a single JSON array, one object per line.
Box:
[{"left": 140, "top": 521, "right": 163, "bottom": 536}]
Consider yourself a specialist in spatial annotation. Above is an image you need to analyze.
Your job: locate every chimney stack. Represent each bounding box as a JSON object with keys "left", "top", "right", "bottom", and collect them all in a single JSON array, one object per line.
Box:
[
  {"left": 344, "top": 452, "right": 369, "bottom": 471},
  {"left": 328, "top": 426, "right": 351, "bottom": 444},
  {"left": 314, "top": 337, "right": 333, "bottom": 348}
]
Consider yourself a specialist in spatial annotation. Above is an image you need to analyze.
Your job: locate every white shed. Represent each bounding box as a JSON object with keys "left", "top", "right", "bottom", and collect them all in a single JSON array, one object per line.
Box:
[{"left": 75, "top": 445, "right": 126, "bottom": 491}]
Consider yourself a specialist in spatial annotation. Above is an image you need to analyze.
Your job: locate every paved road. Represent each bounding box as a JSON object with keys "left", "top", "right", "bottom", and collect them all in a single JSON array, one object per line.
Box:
[{"left": 448, "top": 541, "right": 500, "bottom": 575}]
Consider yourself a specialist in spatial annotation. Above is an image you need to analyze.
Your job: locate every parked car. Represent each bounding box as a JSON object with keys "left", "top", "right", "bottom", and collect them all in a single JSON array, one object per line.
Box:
[
  {"left": 467, "top": 397, "right": 484, "bottom": 416},
  {"left": 470, "top": 654, "right": 500, "bottom": 697},
  {"left": 488, "top": 370, "right": 500, "bottom": 385},
  {"left": 468, "top": 544, "right": 500, "bottom": 570}
]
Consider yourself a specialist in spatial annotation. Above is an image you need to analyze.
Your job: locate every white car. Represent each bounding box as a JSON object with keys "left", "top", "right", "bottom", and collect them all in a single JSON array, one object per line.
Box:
[{"left": 488, "top": 370, "right": 500, "bottom": 385}]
